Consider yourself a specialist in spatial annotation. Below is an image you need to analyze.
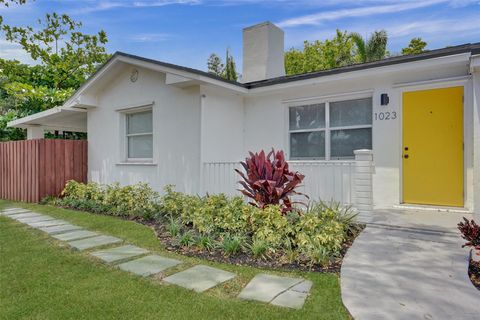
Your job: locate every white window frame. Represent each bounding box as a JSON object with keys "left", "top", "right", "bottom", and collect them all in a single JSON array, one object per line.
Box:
[
  {"left": 287, "top": 94, "right": 373, "bottom": 161},
  {"left": 118, "top": 104, "right": 153, "bottom": 163}
]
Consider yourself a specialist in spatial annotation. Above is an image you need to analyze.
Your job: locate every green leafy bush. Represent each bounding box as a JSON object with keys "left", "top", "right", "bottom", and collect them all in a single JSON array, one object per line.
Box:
[
  {"left": 196, "top": 235, "right": 215, "bottom": 251},
  {"left": 59, "top": 180, "right": 160, "bottom": 219},
  {"left": 249, "top": 205, "right": 293, "bottom": 247},
  {"left": 178, "top": 231, "right": 196, "bottom": 247},
  {"left": 55, "top": 182, "right": 359, "bottom": 267},
  {"left": 247, "top": 239, "right": 272, "bottom": 260},
  {"left": 222, "top": 235, "right": 244, "bottom": 256}
]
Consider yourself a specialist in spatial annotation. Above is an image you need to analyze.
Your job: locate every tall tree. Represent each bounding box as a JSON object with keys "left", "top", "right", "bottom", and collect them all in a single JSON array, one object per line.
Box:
[
  {"left": 402, "top": 37, "right": 427, "bottom": 55},
  {"left": 206, "top": 49, "right": 238, "bottom": 81},
  {"left": 0, "top": 12, "right": 109, "bottom": 141},
  {"left": 350, "top": 30, "right": 388, "bottom": 63},
  {"left": 223, "top": 49, "right": 237, "bottom": 81},
  {"left": 207, "top": 53, "right": 224, "bottom": 76},
  {"left": 284, "top": 29, "right": 355, "bottom": 75}
]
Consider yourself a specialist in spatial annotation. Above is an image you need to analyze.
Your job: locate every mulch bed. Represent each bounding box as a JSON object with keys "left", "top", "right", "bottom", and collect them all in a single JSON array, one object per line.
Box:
[
  {"left": 54, "top": 205, "right": 363, "bottom": 273},
  {"left": 138, "top": 218, "right": 364, "bottom": 273},
  {"left": 469, "top": 258, "right": 480, "bottom": 290}
]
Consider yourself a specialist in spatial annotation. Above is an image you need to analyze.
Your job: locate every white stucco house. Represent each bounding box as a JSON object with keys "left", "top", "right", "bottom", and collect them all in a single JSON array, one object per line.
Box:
[{"left": 8, "top": 22, "right": 480, "bottom": 218}]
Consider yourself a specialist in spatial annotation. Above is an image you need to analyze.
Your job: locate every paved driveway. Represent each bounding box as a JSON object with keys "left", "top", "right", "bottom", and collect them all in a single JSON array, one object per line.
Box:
[{"left": 341, "top": 209, "right": 479, "bottom": 320}]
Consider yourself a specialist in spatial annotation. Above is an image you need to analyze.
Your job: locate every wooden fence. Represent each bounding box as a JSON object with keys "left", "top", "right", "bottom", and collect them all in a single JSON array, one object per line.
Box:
[{"left": 0, "top": 139, "right": 87, "bottom": 203}]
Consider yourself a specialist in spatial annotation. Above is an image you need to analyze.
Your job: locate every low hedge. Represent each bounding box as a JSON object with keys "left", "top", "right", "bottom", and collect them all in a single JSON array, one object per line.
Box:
[{"left": 48, "top": 181, "right": 359, "bottom": 267}]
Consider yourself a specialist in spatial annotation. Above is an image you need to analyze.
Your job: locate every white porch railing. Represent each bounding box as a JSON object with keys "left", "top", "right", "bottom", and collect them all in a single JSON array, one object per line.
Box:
[{"left": 201, "top": 160, "right": 356, "bottom": 205}]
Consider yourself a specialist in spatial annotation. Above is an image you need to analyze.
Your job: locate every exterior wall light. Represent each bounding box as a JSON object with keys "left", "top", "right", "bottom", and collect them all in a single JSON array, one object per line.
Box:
[{"left": 381, "top": 93, "right": 389, "bottom": 106}]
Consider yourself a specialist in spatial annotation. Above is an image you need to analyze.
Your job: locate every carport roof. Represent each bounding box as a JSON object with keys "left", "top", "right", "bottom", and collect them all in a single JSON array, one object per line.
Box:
[{"left": 7, "top": 107, "right": 87, "bottom": 132}]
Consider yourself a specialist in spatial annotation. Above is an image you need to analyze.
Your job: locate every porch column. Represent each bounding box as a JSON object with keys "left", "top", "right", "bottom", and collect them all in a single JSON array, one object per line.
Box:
[
  {"left": 26, "top": 126, "right": 44, "bottom": 140},
  {"left": 353, "top": 149, "right": 374, "bottom": 216}
]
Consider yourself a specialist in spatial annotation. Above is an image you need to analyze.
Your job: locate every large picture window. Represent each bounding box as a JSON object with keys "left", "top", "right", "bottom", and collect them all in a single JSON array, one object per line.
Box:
[
  {"left": 126, "top": 109, "right": 153, "bottom": 159},
  {"left": 289, "top": 97, "right": 372, "bottom": 160}
]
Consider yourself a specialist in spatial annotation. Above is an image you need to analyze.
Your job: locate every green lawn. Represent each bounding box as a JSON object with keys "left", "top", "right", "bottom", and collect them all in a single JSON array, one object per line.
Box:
[{"left": 0, "top": 200, "right": 349, "bottom": 320}]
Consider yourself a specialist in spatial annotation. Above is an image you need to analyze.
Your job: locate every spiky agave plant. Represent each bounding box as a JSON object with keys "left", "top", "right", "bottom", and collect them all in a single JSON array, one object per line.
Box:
[{"left": 235, "top": 149, "right": 307, "bottom": 214}]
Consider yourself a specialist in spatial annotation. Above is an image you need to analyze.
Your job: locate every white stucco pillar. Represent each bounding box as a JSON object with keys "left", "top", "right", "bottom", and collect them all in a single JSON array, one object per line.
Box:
[
  {"left": 353, "top": 149, "right": 374, "bottom": 216},
  {"left": 471, "top": 57, "right": 480, "bottom": 221},
  {"left": 26, "top": 126, "right": 44, "bottom": 140}
]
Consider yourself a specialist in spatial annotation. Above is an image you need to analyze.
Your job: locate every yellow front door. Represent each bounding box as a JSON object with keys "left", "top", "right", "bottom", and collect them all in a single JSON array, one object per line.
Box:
[{"left": 402, "top": 86, "right": 463, "bottom": 207}]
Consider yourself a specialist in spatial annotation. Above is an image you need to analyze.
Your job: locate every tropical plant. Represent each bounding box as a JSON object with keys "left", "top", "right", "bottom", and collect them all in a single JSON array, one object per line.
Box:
[
  {"left": 458, "top": 218, "right": 480, "bottom": 255},
  {"left": 402, "top": 37, "right": 427, "bottom": 55},
  {"left": 235, "top": 149, "right": 307, "bottom": 213},
  {"left": 349, "top": 30, "right": 388, "bottom": 63}
]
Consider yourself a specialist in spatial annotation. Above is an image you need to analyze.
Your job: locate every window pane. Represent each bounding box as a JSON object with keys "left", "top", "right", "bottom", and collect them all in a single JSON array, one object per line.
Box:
[
  {"left": 289, "top": 104, "right": 325, "bottom": 130},
  {"left": 331, "top": 128, "right": 372, "bottom": 159},
  {"left": 330, "top": 98, "right": 372, "bottom": 127},
  {"left": 127, "top": 110, "right": 152, "bottom": 134},
  {"left": 290, "top": 131, "right": 325, "bottom": 159},
  {"left": 128, "top": 135, "right": 153, "bottom": 158}
]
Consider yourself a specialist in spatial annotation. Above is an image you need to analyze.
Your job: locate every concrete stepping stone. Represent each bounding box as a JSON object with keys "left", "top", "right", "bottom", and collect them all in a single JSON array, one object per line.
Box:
[
  {"left": 9, "top": 212, "right": 41, "bottom": 220},
  {"left": 163, "top": 265, "right": 235, "bottom": 292},
  {"left": 238, "top": 274, "right": 304, "bottom": 303},
  {"left": 271, "top": 289, "right": 309, "bottom": 309},
  {"left": 17, "top": 215, "right": 55, "bottom": 223},
  {"left": 91, "top": 245, "right": 149, "bottom": 263},
  {"left": 68, "top": 235, "right": 122, "bottom": 251},
  {"left": 39, "top": 224, "right": 82, "bottom": 234},
  {"left": 1, "top": 208, "right": 31, "bottom": 215},
  {"left": 118, "top": 255, "right": 181, "bottom": 277},
  {"left": 25, "top": 219, "right": 69, "bottom": 228},
  {"left": 52, "top": 230, "right": 99, "bottom": 241}
]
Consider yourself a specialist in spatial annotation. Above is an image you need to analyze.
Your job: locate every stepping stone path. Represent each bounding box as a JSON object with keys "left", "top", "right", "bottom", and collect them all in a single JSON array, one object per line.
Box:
[
  {"left": 119, "top": 255, "right": 181, "bottom": 276},
  {"left": 163, "top": 265, "right": 236, "bottom": 292},
  {"left": 91, "top": 245, "right": 148, "bottom": 263},
  {"left": 69, "top": 235, "right": 122, "bottom": 251},
  {"left": 238, "top": 274, "right": 313, "bottom": 309},
  {"left": 40, "top": 224, "right": 82, "bottom": 234},
  {"left": 52, "top": 230, "right": 99, "bottom": 241},
  {"left": 1, "top": 207, "right": 313, "bottom": 309}
]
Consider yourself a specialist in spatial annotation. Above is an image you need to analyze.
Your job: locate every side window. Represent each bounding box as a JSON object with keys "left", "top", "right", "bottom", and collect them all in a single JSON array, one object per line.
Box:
[{"left": 126, "top": 110, "right": 153, "bottom": 159}]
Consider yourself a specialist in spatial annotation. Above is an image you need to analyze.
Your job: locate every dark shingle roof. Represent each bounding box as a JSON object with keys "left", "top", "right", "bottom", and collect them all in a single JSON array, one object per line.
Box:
[{"left": 116, "top": 42, "right": 480, "bottom": 90}]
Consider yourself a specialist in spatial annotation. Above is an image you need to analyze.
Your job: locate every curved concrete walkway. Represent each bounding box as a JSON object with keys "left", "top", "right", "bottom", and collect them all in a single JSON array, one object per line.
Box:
[{"left": 342, "top": 209, "right": 479, "bottom": 320}]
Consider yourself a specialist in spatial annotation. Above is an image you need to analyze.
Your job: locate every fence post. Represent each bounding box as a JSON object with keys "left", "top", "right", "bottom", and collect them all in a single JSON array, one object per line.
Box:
[{"left": 353, "top": 149, "right": 374, "bottom": 216}]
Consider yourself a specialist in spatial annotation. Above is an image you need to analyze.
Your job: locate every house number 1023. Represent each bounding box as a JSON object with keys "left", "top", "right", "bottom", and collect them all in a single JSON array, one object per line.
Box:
[{"left": 374, "top": 111, "right": 397, "bottom": 121}]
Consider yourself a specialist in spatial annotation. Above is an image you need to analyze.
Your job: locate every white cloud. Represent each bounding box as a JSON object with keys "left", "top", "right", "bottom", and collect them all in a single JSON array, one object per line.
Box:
[
  {"left": 72, "top": 0, "right": 201, "bottom": 14},
  {"left": 129, "top": 33, "right": 172, "bottom": 42},
  {"left": 276, "top": 0, "right": 477, "bottom": 27},
  {"left": 0, "top": 39, "right": 36, "bottom": 65}
]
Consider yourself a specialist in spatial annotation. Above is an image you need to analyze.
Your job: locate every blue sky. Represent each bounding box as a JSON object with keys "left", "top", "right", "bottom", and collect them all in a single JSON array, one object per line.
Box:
[{"left": 1, "top": 0, "right": 479, "bottom": 71}]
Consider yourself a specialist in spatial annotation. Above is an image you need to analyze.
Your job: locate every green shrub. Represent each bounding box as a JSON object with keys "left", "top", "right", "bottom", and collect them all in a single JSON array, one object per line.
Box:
[
  {"left": 60, "top": 180, "right": 160, "bottom": 219},
  {"left": 62, "top": 180, "right": 103, "bottom": 201},
  {"left": 249, "top": 205, "right": 293, "bottom": 247},
  {"left": 178, "top": 231, "right": 195, "bottom": 247},
  {"left": 167, "top": 218, "right": 181, "bottom": 237},
  {"left": 196, "top": 235, "right": 215, "bottom": 251},
  {"left": 222, "top": 235, "right": 244, "bottom": 256},
  {"left": 247, "top": 239, "right": 272, "bottom": 260}
]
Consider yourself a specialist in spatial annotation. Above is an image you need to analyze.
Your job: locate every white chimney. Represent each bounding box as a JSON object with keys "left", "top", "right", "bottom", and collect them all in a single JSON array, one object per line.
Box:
[{"left": 242, "top": 22, "right": 285, "bottom": 83}]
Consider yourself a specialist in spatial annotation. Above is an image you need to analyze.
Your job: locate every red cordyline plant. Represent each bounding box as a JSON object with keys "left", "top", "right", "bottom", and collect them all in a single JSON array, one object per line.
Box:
[
  {"left": 458, "top": 217, "right": 480, "bottom": 256},
  {"left": 235, "top": 149, "right": 308, "bottom": 214}
]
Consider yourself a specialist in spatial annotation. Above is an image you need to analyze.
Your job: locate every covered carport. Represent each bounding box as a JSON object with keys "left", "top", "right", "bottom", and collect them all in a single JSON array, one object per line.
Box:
[{"left": 7, "top": 107, "right": 87, "bottom": 139}]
